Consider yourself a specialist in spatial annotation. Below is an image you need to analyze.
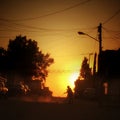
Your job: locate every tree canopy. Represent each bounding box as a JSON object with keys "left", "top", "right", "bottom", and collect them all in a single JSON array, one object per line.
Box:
[
  {"left": 80, "top": 57, "right": 92, "bottom": 80},
  {"left": 0, "top": 35, "right": 54, "bottom": 84}
]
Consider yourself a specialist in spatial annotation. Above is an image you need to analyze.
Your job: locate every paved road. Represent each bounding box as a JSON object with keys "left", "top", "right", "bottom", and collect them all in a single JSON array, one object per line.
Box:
[{"left": 0, "top": 96, "right": 120, "bottom": 120}]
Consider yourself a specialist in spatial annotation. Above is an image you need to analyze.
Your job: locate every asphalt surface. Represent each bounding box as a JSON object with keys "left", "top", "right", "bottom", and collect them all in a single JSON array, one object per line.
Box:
[{"left": 0, "top": 96, "right": 120, "bottom": 120}]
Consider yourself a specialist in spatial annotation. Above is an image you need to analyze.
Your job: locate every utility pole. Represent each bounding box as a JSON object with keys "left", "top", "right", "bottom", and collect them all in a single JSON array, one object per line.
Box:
[
  {"left": 93, "top": 53, "right": 97, "bottom": 76},
  {"left": 88, "top": 53, "right": 93, "bottom": 67},
  {"left": 98, "top": 23, "right": 102, "bottom": 55},
  {"left": 93, "top": 52, "right": 97, "bottom": 87},
  {"left": 98, "top": 23, "right": 102, "bottom": 75}
]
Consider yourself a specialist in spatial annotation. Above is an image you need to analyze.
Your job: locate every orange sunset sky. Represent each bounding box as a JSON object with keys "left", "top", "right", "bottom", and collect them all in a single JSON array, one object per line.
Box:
[{"left": 0, "top": 0, "right": 120, "bottom": 96}]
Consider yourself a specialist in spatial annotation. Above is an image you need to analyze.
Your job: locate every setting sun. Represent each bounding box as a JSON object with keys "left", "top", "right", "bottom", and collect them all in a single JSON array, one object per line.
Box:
[{"left": 68, "top": 72, "right": 79, "bottom": 89}]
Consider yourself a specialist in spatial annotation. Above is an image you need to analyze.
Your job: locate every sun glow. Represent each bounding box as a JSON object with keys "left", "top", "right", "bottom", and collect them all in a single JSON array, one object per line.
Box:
[{"left": 68, "top": 72, "right": 79, "bottom": 89}]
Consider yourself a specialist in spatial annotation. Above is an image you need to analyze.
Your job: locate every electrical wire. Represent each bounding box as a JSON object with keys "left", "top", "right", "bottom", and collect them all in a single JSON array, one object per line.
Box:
[
  {"left": 102, "top": 27, "right": 120, "bottom": 33},
  {"left": 0, "top": 17, "right": 97, "bottom": 33},
  {"left": 102, "top": 27, "right": 120, "bottom": 48},
  {"left": 103, "top": 8, "right": 120, "bottom": 25},
  {"left": 0, "top": 19, "right": 51, "bottom": 31},
  {"left": 0, "top": 0, "right": 92, "bottom": 21}
]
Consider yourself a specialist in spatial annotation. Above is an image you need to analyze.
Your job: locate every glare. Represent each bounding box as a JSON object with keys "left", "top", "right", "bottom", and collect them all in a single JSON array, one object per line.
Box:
[{"left": 68, "top": 72, "right": 79, "bottom": 89}]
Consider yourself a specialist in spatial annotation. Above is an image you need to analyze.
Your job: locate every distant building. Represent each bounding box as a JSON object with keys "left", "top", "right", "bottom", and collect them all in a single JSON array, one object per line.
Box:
[
  {"left": 100, "top": 49, "right": 120, "bottom": 96},
  {"left": 28, "top": 80, "right": 43, "bottom": 94},
  {"left": 100, "top": 49, "right": 120, "bottom": 80},
  {"left": 28, "top": 80, "right": 52, "bottom": 97}
]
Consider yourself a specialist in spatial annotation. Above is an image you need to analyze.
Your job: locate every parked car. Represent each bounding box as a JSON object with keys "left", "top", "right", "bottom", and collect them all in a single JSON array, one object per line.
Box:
[
  {"left": 83, "top": 88, "right": 97, "bottom": 99},
  {"left": 24, "top": 84, "right": 31, "bottom": 95},
  {"left": 8, "top": 82, "right": 30, "bottom": 96},
  {"left": 0, "top": 82, "right": 8, "bottom": 98}
]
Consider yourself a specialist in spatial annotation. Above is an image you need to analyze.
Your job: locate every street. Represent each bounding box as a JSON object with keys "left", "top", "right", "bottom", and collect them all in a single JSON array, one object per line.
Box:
[{"left": 0, "top": 96, "right": 120, "bottom": 120}]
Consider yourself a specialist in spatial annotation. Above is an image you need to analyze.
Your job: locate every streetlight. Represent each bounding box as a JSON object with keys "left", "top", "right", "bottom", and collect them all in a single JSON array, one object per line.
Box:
[
  {"left": 78, "top": 23, "right": 102, "bottom": 75},
  {"left": 78, "top": 32, "right": 99, "bottom": 42}
]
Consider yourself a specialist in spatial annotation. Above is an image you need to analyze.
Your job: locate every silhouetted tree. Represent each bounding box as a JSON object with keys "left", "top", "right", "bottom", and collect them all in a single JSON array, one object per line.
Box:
[
  {"left": 6, "top": 35, "right": 54, "bottom": 84},
  {"left": 0, "top": 47, "right": 7, "bottom": 76},
  {"left": 74, "top": 57, "right": 93, "bottom": 98},
  {"left": 80, "top": 57, "right": 92, "bottom": 80}
]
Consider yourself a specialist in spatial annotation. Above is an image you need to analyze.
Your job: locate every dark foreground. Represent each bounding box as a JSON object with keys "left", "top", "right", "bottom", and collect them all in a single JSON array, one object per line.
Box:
[{"left": 0, "top": 96, "right": 120, "bottom": 120}]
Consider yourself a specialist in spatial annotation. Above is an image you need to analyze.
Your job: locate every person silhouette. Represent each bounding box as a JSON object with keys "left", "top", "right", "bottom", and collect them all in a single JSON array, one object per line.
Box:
[{"left": 65, "top": 86, "right": 73, "bottom": 104}]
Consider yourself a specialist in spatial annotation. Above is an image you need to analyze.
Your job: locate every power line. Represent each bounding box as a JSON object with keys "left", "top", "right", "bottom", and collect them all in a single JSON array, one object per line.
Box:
[
  {"left": 103, "top": 8, "right": 120, "bottom": 25},
  {"left": 0, "top": 0, "right": 91, "bottom": 21},
  {"left": 102, "top": 27, "right": 120, "bottom": 33},
  {"left": 0, "top": 18, "right": 97, "bottom": 32},
  {"left": 102, "top": 27, "right": 120, "bottom": 47},
  {"left": 0, "top": 19, "right": 56, "bottom": 31}
]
